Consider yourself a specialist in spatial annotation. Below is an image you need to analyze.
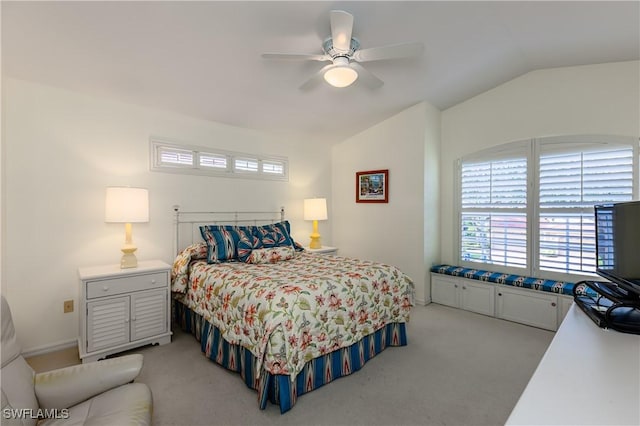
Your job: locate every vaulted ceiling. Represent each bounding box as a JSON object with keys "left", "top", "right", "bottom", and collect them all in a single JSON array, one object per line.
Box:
[{"left": 3, "top": 1, "right": 639, "bottom": 143}]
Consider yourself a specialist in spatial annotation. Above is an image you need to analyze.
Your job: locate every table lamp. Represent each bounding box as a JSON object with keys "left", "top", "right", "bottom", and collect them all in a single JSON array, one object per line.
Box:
[
  {"left": 304, "top": 198, "right": 328, "bottom": 249},
  {"left": 105, "top": 187, "right": 149, "bottom": 268}
]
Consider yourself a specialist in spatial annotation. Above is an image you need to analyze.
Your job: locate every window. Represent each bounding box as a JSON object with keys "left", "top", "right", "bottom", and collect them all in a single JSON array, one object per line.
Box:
[
  {"left": 233, "top": 157, "right": 259, "bottom": 173},
  {"left": 199, "top": 152, "right": 228, "bottom": 170},
  {"left": 262, "top": 160, "right": 285, "bottom": 175},
  {"left": 458, "top": 135, "right": 638, "bottom": 280},
  {"left": 150, "top": 139, "right": 288, "bottom": 181},
  {"left": 460, "top": 147, "right": 528, "bottom": 270},
  {"left": 156, "top": 145, "right": 193, "bottom": 168},
  {"left": 537, "top": 140, "right": 634, "bottom": 275}
]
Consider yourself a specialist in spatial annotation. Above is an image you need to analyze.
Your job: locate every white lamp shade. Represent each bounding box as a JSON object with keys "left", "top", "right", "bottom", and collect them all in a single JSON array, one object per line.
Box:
[
  {"left": 105, "top": 187, "right": 149, "bottom": 223},
  {"left": 304, "top": 198, "right": 328, "bottom": 221}
]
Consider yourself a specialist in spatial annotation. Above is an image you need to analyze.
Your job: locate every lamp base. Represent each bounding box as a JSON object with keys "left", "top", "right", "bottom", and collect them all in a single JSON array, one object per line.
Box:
[
  {"left": 120, "top": 247, "right": 138, "bottom": 269},
  {"left": 309, "top": 233, "right": 322, "bottom": 249}
]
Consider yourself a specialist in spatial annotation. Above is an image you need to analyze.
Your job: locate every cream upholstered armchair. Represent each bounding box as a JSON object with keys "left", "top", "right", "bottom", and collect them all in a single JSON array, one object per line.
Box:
[{"left": 1, "top": 296, "right": 152, "bottom": 425}]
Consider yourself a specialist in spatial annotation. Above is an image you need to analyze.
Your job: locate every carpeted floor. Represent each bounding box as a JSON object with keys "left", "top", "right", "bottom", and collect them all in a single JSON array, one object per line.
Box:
[{"left": 131, "top": 303, "right": 553, "bottom": 426}]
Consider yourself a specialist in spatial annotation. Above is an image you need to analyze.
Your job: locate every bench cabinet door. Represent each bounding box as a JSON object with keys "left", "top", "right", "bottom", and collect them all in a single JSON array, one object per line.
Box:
[
  {"left": 460, "top": 280, "right": 495, "bottom": 317},
  {"left": 431, "top": 274, "right": 459, "bottom": 308},
  {"left": 496, "top": 287, "right": 558, "bottom": 331}
]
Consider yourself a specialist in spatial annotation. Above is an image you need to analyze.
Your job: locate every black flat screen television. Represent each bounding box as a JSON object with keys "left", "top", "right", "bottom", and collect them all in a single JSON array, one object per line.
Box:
[{"left": 595, "top": 201, "right": 640, "bottom": 298}]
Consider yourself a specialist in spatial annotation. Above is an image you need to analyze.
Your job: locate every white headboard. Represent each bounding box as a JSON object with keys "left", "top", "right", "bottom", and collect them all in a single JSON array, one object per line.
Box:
[{"left": 173, "top": 205, "right": 285, "bottom": 254}]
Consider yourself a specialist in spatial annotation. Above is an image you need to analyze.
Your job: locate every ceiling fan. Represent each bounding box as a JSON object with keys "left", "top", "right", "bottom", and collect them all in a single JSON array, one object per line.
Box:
[{"left": 262, "top": 10, "right": 424, "bottom": 90}]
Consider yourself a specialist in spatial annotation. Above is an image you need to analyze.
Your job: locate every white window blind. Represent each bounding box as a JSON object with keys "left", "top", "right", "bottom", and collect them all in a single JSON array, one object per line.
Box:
[
  {"left": 538, "top": 146, "right": 634, "bottom": 274},
  {"left": 157, "top": 145, "right": 194, "bottom": 167},
  {"left": 150, "top": 139, "right": 288, "bottom": 181},
  {"left": 459, "top": 136, "right": 637, "bottom": 280},
  {"left": 234, "top": 158, "right": 259, "bottom": 172},
  {"left": 460, "top": 157, "right": 528, "bottom": 268},
  {"left": 198, "top": 152, "right": 228, "bottom": 170},
  {"left": 262, "top": 160, "right": 285, "bottom": 175}
]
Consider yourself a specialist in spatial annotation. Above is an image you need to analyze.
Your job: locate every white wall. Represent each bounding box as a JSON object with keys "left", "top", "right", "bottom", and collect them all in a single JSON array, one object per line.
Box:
[
  {"left": 1, "top": 76, "right": 4, "bottom": 297},
  {"left": 440, "top": 61, "right": 640, "bottom": 266},
  {"left": 331, "top": 101, "right": 441, "bottom": 304},
  {"left": 423, "top": 102, "right": 441, "bottom": 303},
  {"left": 3, "top": 78, "right": 332, "bottom": 352}
]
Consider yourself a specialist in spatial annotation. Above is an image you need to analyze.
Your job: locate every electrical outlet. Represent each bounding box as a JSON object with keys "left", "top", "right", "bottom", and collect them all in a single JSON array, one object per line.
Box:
[{"left": 63, "top": 300, "right": 74, "bottom": 313}]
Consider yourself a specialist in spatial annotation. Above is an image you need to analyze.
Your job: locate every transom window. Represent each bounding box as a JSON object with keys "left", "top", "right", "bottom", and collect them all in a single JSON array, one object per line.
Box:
[
  {"left": 150, "top": 139, "right": 288, "bottom": 181},
  {"left": 458, "top": 135, "right": 638, "bottom": 280}
]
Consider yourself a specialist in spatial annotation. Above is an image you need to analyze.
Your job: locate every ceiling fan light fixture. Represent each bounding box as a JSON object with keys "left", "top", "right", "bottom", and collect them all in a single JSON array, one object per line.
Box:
[
  {"left": 324, "top": 66, "right": 358, "bottom": 88},
  {"left": 324, "top": 57, "right": 358, "bottom": 88},
  {"left": 263, "top": 11, "right": 422, "bottom": 90}
]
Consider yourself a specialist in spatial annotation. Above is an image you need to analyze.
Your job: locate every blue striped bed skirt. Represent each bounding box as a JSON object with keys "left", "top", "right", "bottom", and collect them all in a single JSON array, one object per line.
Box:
[{"left": 173, "top": 300, "right": 408, "bottom": 413}]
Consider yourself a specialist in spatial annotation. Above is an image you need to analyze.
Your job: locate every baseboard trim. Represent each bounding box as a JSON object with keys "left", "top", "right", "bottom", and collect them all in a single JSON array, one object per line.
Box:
[
  {"left": 22, "top": 339, "right": 77, "bottom": 358},
  {"left": 414, "top": 297, "right": 430, "bottom": 306}
]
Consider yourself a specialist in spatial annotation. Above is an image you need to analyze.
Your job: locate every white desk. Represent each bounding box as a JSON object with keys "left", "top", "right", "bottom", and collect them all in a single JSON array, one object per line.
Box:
[{"left": 507, "top": 304, "right": 640, "bottom": 425}]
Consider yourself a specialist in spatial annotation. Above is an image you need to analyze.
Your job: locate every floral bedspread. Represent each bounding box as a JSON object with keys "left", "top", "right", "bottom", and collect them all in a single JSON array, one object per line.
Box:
[{"left": 172, "top": 250, "right": 414, "bottom": 379}]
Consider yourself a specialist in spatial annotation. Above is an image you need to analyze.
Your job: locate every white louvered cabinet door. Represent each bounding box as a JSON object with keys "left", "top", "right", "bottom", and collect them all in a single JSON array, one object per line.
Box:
[
  {"left": 87, "top": 296, "right": 130, "bottom": 353},
  {"left": 131, "top": 289, "right": 167, "bottom": 341}
]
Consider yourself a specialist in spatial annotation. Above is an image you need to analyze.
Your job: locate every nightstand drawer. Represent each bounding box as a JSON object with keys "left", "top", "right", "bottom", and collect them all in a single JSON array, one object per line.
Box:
[{"left": 86, "top": 272, "right": 167, "bottom": 299}]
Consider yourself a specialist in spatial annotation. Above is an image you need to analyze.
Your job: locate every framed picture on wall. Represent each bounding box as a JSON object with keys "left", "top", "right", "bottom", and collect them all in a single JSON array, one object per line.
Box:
[{"left": 356, "top": 169, "right": 388, "bottom": 203}]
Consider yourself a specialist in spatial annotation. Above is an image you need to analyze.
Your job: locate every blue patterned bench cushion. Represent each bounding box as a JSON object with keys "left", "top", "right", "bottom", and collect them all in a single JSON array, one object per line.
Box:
[{"left": 430, "top": 264, "right": 595, "bottom": 297}]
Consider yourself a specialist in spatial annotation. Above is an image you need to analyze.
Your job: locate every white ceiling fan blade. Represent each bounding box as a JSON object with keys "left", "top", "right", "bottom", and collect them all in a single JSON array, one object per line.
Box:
[
  {"left": 262, "top": 53, "right": 330, "bottom": 61},
  {"left": 299, "top": 64, "right": 335, "bottom": 91},
  {"left": 330, "top": 10, "right": 354, "bottom": 52},
  {"left": 353, "top": 42, "right": 424, "bottom": 63},
  {"left": 350, "top": 63, "right": 383, "bottom": 89}
]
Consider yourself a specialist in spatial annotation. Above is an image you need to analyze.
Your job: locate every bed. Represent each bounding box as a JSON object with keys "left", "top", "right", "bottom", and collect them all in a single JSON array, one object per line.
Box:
[{"left": 171, "top": 207, "right": 414, "bottom": 413}]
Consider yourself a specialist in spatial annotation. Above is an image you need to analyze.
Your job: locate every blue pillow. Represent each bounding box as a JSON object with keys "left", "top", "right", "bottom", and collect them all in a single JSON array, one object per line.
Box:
[
  {"left": 276, "top": 221, "right": 304, "bottom": 251},
  {"left": 237, "top": 228, "right": 263, "bottom": 262},
  {"left": 254, "top": 222, "right": 294, "bottom": 248},
  {"left": 199, "top": 225, "right": 253, "bottom": 263},
  {"left": 276, "top": 220, "right": 304, "bottom": 251}
]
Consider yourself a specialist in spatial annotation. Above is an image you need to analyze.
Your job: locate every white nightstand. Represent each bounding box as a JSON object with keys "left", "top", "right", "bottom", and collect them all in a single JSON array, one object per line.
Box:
[
  {"left": 304, "top": 246, "right": 338, "bottom": 255},
  {"left": 78, "top": 260, "right": 172, "bottom": 363}
]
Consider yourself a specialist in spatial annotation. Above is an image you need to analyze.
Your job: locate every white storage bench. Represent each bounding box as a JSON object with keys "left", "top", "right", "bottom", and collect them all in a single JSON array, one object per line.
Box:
[{"left": 430, "top": 265, "right": 593, "bottom": 331}]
